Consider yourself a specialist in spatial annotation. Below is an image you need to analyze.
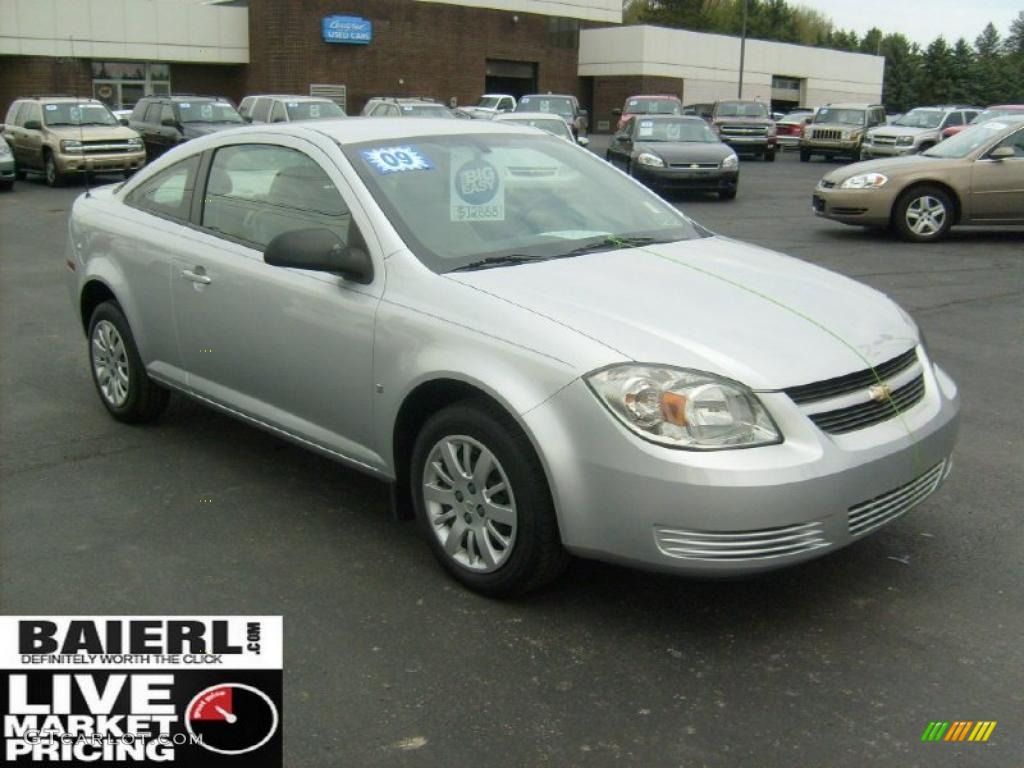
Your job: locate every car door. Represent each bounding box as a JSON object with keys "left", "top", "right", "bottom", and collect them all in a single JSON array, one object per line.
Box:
[
  {"left": 170, "top": 136, "right": 384, "bottom": 469},
  {"left": 4, "top": 103, "right": 27, "bottom": 167},
  {"left": 138, "top": 103, "right": 164, "bottom": 157},
  {"left": 156, "top": 103, "right": 182, "bottom": 154},
  {"left": 968, "top": 126, "right": 1024, "bottom": 222},
  {"left": 607, "top": 119, "right": 634, "bottom": 168}
]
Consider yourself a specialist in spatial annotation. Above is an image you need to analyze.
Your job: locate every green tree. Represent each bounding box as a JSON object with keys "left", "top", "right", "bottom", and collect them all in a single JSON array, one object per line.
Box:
[
  {"left": 919, "top": 37, "right": 956, "bottom": 104},
  {"left": 949, "top": 38, "right": 976, "bottom": 103},
  {"left": 879, "top": 34, "right": 920, "bottom": 113},
  {"left": 974, "top": 22, "right": 1010, "bottom": 104}
]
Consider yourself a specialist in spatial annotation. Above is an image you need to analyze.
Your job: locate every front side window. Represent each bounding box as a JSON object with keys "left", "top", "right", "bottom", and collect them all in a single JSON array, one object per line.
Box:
[
  {"left": 126, "top": 155, "right": 201, "bottom": 222},
  {"left": 943, "top": 112, "right": 964, "bottom": 128},
  {"left": 344, "top": 133, "right": 705, "bottom": 273},
  {"left": 270, "top": 101, "right": 287, "bottom": 123},
  {"left": 250, "top": 98, "right": 272, "bottom": 123},
  {"left": 23, "top": 104, "right": 42, "bottom": 127},
  {"left": 202, "top": 144, "right": 352, "bottom": 252},
  {"left": 161, "top": 105, "right": 175, "bottom": 125},
  {"left": 996, "top": 128, "right": 1024, "bottom": 157},
  {"left": 5, "top": 102, "right": 21, "bottom": 125},
  {"left": 144, "top": 103, "right": 163, "bottom": 124}
]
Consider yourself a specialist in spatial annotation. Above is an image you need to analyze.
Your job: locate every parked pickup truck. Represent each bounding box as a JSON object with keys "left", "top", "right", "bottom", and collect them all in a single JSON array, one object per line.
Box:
[{"left": 710, "top": 100, "right": 777, "bottom": 161}]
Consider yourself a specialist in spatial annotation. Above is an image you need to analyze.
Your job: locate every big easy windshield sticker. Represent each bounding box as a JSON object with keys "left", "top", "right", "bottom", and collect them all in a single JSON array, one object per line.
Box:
[
  {"left": 0, "top": 616, "right": 283, "bottom": 767},
  {"left": 450, "top": 151, "right": 504, "bottom": 222}
]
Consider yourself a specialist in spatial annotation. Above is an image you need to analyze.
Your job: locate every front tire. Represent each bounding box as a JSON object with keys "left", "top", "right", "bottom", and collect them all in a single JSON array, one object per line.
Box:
[
  {"left": 411, "top": 400, "right": 568, "bottom": 597},
  {"left": 719, "top": 187, "right": 737, "bottom": 200},
  {"left": 764, "top": 148, "right": 776, "bottom": 162},
  {"left": 44, "top": 151, "right": 64, "bottom": 187},
  {"left": 892, "top": 185, "right": 954, "bottom": 242},
  {"left": 799, "top": 149, "right": 810, "bottom": 162},
  {"left": 0, "top": 179, "right": 12, "bottom": 191},
  {"left": 88, "top": 301, "right": 169, "bottom": 422}
]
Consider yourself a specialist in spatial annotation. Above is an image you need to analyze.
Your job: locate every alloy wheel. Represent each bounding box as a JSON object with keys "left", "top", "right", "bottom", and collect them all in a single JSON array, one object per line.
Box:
[
  {"left": 905, "top": 195, "right": 947, "bottom": 238},
  {"left": 91, "top": 319, "right": 131, "bottom": 407},
  {"left": 422, "top": 435, "right": 517, "bottom": 572}
]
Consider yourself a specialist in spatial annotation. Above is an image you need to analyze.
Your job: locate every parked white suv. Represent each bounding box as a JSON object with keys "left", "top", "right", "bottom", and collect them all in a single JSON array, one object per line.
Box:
[
  {"left": 862, "top": 105, "right": 981, "bottom": 158},
  {"left": 462, "top": 94, "right": 517, "bottom": 119}
]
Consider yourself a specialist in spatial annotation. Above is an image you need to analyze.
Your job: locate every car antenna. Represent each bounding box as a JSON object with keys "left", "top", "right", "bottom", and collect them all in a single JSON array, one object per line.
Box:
[{"left": 69, "top": 35, "right": 91, "bottom": 198}]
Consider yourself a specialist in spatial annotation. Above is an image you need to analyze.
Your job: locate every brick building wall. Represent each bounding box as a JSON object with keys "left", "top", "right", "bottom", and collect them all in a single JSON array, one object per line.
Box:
[
  {"left": 170, "top": 63, "right": 247, "bottom": 104},
  {"left": 0, "top": 57, "right": 91, "bottom": 120},
  {"left": 246, "top": 0, "right": 588, "bottom": 114},
  {"left": 591, "top": 75, "right": 685, "bottom": 133}
]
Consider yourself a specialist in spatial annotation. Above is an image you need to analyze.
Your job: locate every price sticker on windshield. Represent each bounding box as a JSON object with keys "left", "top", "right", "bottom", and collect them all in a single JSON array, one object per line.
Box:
[
  {"left": 450, "top": 155, "right": 504, "bottom": 222},
  {"left": 361, "top": 146, "right": 434, "bottom": 174}
]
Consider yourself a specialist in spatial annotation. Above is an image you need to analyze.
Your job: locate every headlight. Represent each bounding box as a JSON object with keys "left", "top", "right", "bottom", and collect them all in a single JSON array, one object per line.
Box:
[
  {"left": 721, "top": 153, "right": 739, "bottom": 169},
  {"left": 840, "top": 172, "right": 889, "bottom": 189},
  {"left": 61, "top": 140, "right": 84, "bottom": 153},
  {"left": 586, "top": 365, "right": 781, "bottom": 450},
  {"left": 849, "top": 129, "right": 863, "bottom": 141},
  {"left": 636, "top": 152, "right": 664, "bottom": 168},
  {"left": 127, "top": 137, "right": 143, "bottom": 148},
  {"left": 896, "top": 136, "right": 914, "bottom": 146}
]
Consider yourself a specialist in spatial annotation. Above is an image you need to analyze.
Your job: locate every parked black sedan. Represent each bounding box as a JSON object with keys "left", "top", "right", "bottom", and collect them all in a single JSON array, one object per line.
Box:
[{"left": 605, "top": 115, "right": 740, "bottom": 199}]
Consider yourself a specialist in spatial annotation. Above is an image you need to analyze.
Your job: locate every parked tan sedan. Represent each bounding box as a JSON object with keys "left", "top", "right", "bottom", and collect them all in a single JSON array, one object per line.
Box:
[{"left": 813, "top": 116, "right": 1024, "bottom": 241}]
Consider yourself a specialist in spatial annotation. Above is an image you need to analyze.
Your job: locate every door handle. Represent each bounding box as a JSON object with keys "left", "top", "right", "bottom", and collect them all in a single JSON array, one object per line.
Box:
[{"left": 181, "top": 268, "right": 211, "bottom": 285}]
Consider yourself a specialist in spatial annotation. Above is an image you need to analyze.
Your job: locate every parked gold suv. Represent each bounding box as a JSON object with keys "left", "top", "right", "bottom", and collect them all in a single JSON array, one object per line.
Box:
[{"left": 2, "top": 97, "right": 145, "bottom": 186}]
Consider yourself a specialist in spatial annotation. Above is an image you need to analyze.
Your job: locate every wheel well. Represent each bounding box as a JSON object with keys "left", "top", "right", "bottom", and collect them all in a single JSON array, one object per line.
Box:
[
  {"left": 390, "top": 379, "right": 511, "bottom": 520},
  {"left": 894, "top": 181, "right": 962, "bottom": 225},
  {"left": 79, "top": 280, "right": 117, "bottom": 336}
]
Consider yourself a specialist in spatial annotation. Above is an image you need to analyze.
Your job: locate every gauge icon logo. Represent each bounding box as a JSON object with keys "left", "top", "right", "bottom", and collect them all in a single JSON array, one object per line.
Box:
[{"left": 185, "top": 683, "right": 280, "bottom": 756}]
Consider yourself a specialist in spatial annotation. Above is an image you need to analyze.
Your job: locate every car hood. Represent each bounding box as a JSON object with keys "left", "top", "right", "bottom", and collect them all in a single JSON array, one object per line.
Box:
[
  {"left": 448, "top": 237, "right": 917, "bottom": 390},
  {"left": 182, "top": 122, "right": 242, "bottom": 138},
  {"left": 633, "top": 142, "right": 732, "bottom": 163},
  {"left": 46, "top": 124, "right": 140, "bottom": 140},
  {"left": 870, "top": 126, "right": 933, "bottom": 138},
  {"left": 822, "top": 153, "right": 961, "bottom": 182}
]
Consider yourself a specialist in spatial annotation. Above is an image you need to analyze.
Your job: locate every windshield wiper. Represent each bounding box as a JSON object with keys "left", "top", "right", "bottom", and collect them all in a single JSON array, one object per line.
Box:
[
  {"left": 552, "top": 235, "right": 671, "bottom": 259},
  {"left": 450, "top": 254, "right": 539, "bottom": 272}
]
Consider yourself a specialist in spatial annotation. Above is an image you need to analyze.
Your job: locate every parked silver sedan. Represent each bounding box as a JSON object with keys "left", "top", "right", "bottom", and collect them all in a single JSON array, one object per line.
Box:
[{"left": 66, "top": 119, "right": 960, "bottom": 595}]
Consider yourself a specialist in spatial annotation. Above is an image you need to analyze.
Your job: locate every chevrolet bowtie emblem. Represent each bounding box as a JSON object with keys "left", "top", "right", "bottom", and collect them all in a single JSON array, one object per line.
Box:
[
  {"left": 868, "top": 383, "right": 893, "bottom": 403},
  {"left": 690, "top": 163, "right": 699, "bottom": 169}
]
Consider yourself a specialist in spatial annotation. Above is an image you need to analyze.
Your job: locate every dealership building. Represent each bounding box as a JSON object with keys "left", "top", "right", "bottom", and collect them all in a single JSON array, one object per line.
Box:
[{"left": 0, "top": 0, "right": 883, "bottom": 130}]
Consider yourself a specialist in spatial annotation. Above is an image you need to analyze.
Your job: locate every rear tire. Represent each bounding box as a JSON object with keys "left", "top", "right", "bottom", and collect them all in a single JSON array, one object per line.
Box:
[
  {"left": 87, "top": 301, "right": 170, "bottom": 423},
  {"left": 15, "top": 168, "right": 26, "bottom": 181},
  {"left": 410, "top": 400, "right": 569, "bottom": 597},
  {"left": 892, "top": 184, "right": 954, "bottom": 243},
  {"left": 0, "top": 180, "right": 12, "bottom": 191},
  {"left": 719, "top": 187, "right": 737, "bottom": 200}
]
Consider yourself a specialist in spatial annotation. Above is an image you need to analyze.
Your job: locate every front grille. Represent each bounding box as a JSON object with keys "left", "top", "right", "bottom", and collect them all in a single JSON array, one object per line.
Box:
[
  {"left": 831, "top": 207, "right": 868, "bottom": 215},
  {"left": 654, "top": 522, "right": 828, "bottom": 561},
  {"left": 809, "top": 374, "right": 925, "bottom": 434},
  {"left": 848, "top": 460, "right": 949, "bottom": 536},
  {"left": 785, "top": 349, "right": 918, "bottom": 405},
  {"left": 720, "top": 124, "right": 767, "bottom": 135},
  {"left": 811, "top": 128, "right": 843, "bottom": 141},
  {"left": 81, "top": 140, "right": 136, "bottom": 154},
  {"left": 668, "top": 161, "right": 719, "bottom": 169},
  {"left": 871, "top": 136, "right": 897, "bottom": 145}
]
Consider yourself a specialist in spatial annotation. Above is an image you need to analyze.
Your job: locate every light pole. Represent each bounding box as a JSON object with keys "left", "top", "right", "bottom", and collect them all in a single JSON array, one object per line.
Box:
[{"left": 737, "top": 0, "right": 748, "bottom": 98}]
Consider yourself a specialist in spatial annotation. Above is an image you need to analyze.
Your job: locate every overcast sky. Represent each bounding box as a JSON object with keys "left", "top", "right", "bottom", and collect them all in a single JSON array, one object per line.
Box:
[{"left": 797, "top": 0, "right": 1021, "bottom": 46}]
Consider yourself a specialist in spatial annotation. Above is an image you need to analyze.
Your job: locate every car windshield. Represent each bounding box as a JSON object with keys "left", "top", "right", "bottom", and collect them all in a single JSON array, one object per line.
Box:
[
  {"left": 517, "top": 96, "right": 574, "bottom": 119},
  {"left": 178, "top": 101, "right": 244, "bottom": 124},
  {"left": 715, "top": 102, "right": 769, "bottom": 118},
  {"left": 894, "top": 109, "right": 943, "bottom": 129},
  {"left": 286, "top": 100, "right": 345, "bottom": 120},
  {"left": 345, "top": 134, "right": 705, "bottom": 273},
  {"left": 502, "top": 118, "right": 572, "bottom": 140},
  {"left": 400, "top": 105, "right": 454, "bottom": 118},
  {"left": 923, "top": 120, "right": 1016, "bottom": 158},
  {"left": 814, "top": 108, "right": 865, "bottom": 125},
  {"left": 625, "top": 98, "right": 681, "bottom": 115},
  {"left": 42, "top": 103, "right": 117, "bottom": 126},
  {"left": 633, "top": 118, "right": 718, "bottom": 143},
  {"left": 971, "top": 108, "right": 1023, "bottom": 124}
]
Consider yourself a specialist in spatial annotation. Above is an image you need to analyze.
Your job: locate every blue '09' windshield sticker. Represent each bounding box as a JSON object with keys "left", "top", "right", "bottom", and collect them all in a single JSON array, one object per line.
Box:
[{"left": 361, "top": 146, "right": 433, "bottom": 174}]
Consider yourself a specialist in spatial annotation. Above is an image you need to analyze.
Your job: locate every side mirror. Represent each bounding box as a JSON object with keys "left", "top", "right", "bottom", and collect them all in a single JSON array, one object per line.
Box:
[
  {"left": 161, "top": 117, "right": 178, "bottom": 128},
  {"left": 242, "top": 115, "right": 253, "bottom": 123},
  {"left": 612, "top": 108, "right": 622, "bottom": 117},
  {"left": 988, "top": 146, "right": 1015, "bottom": 160},
  {"left": 264, "top": 228, "right": 373, "bottom": 284},
  {"left": 24, "top": 119, "right": 41, "bottom": 130},
  {"left": 119, "top": 118, "right": 129, "bottom": 126},
  {"left": 576, "top": 136, "right": 590, "bottom": 147}
]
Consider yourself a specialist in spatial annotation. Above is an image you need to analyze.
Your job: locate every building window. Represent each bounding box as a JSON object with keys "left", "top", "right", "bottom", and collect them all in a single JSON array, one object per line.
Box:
[
  {"left": 771, "top": 76, "right": 802, "bottom": 93},
  {"left": 91, "top": 62, "right": 172, "bottom": 111},
  {"left": 548, "top": 17, "right": 579, "bottom": 49}
]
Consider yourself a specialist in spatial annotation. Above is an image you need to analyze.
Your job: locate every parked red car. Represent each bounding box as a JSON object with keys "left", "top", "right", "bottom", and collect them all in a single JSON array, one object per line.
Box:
[
  {"left": 612, "top": 95, "right": 682, "bottom": 132},
  {"left": 942, "top": 105, "right": 1024, "bottom": 138}
]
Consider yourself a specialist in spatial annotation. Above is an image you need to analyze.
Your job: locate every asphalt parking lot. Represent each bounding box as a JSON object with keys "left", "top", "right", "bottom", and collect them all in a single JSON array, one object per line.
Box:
[{"left": 1, "top": 144, "right": 1022, "bottom": 767}]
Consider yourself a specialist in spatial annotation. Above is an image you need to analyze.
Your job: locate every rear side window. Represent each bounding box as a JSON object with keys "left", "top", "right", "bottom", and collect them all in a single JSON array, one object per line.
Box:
[
  {"left": 270, "top": 101, "right": 287, "bottom": 123},
  {"left": 201, "top": 143, "right": 352, "bottom": 252},
  {"left": 944, "top": 112, "right": 963, "bottom": 128},
  {"left": 5, "top": 102, "right": 21, "bottom": 125},
  {"left": 997, "top": 128, "right": 1024, "bottom": 157},
  {"left": 239, "top": 97, "right": 254, "bottom": 117},
  {"left": 126, "top": 155, "right": 201, "bottom": 222},
  {"left": 251, "top": 98, "right": 271, "bottom": 123},
  {"left": 130, "top": 101, "right": 148, "bottom": 121}
]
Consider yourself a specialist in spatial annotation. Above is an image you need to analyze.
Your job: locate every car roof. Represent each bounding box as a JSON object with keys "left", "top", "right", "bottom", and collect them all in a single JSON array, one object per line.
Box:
[
  {"left": 26, "top": 96, "right": 104, "bottom": 104},
  {"left": 520, "top": 94, "right": 574, "bottom": 99},
  {"left": 820, "top": 103, "right": 879, "bottom": 109},
  {"left": 625, "top": 95, "right": 681, "bottom": 100},
  {"left": 627, "top": 114, "right": 704, "bottom": 122},
  {"left": 246, "top": 95, "right": 333, "bottom": 102},
  {"left": 985, "top": 104, "right": 1024, "bottom": 110},
  {"left": 296, "top": 117, "right": 541, "bottom": 145},
  {"left": 495, "top": 112, "right": 568, "bottom": 121}
]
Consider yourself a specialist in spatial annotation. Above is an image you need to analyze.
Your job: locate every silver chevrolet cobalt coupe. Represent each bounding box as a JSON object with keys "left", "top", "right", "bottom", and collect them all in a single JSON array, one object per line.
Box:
[{"left": 67, "top": 119, "right": 960, "bottom": 595}]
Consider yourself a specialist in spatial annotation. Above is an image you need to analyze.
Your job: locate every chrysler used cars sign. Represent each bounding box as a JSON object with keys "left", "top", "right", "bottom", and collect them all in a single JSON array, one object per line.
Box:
[{"left": 321, "top": 15, "right": 372, "bottom": 45}]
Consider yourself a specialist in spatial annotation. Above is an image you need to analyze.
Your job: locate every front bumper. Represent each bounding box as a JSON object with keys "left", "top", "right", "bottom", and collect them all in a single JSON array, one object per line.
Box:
[
  {"left": 632, "top": 165, "right": 739, "bottom": 191},
  {"left": 0, "top": 157, "right": 14, "bottom": 180},
  {"left": 801, "top": 139, "right": 860, "bottom": 155},
  {"left": 523, "top": 352, "right": 960, "bottom": 575},
  {"left": 721, "top": 136, "right": 774, "bottom": 152},
  {"left": 55, "top": 150, "right": 146, "bottom": 174},
  {"left": 812, "top": 183, "right": 899, "bottom": 226},
  {"left": 862, "top": 144, "right": 916, "bottom": 158}
]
